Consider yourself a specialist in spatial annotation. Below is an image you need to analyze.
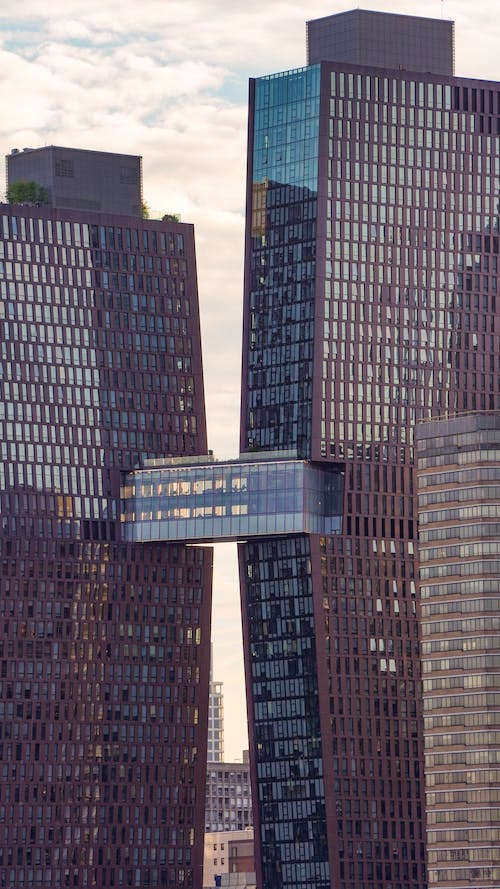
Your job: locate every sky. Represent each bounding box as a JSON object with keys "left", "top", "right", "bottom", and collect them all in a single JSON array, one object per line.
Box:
[{"left": 1, "top": 0, "right": 499, "bottom": 760}]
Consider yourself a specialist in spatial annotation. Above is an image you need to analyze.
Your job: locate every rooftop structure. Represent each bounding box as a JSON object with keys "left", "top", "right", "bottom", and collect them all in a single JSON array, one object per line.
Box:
[
  {"left": 306, "top": 8, "right": 454, "bottom": 74},
  {"left": 6, "top": 145, "right": 142, "bottom": 216}
]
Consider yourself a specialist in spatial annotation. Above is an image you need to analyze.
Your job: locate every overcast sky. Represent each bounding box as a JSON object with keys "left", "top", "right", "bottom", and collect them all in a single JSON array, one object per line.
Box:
[{"left": 1, "top": 0, "right": 499, "bottom": 759}]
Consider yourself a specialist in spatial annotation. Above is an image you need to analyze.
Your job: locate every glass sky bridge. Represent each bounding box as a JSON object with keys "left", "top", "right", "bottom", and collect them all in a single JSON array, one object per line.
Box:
[{"left": 121, "top": 452, "right": 343, "bottom": 543}]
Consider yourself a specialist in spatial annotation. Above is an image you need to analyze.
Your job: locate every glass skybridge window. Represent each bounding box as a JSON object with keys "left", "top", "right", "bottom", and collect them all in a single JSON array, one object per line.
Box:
[{"left": 121, "top": 452, "right": 343, "bottom": 543}]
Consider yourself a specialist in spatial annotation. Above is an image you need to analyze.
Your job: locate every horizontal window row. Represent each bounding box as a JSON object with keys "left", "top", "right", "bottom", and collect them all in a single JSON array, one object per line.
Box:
[
  {"left": 331, "top": 71, "right": 457, "bottom": 110},
  {"left": 417, "top": 439, "right": 500, "bottom": 459},
  {"left": 420, "top": 558, "right": 500, "bottom": 579},
  {"left": 428, "top": 843, "right": 500, "bottom": 863},
  {"left": 92, "top": 225, "right": 185, "bottom": 256},
  {"left": 422, "top": 648, "right": 500, "bottom": 673},
  {"left": 419, "top": 466, "right": 500, "bottom": 489},
  {"left": 421, "top": 635, "right": 499, "bottom": 657},
  {"left": 423, "top": 671, "right": 500, "bottom": 689},
  {"left": 428, "top": 827, "right": 500, "bottom": 845},
  {"left": 427, "top": 808, "right": 500, "bottom": 825},
  {"left": 424, "top": 710, "right": 500, "bottom": 729},
  {"left": 2, "top": 213, "right": 187, "bottom": 255},
  {"left": 419, "top": 483, "right": 500, "bottom": 507},
  {"left": 93, "top": 249, "right": 187, "bottom": 275},
  {"left": 420, "top": 580, "right": 500, "bottom": 601},
  {"left": 425, "top": 747, "right": 500, "bottom": 767},
  {"left": 419, "top": 521, "right": 500, "bottom": 543},
  {"left": 421, "top": 598, "right": 500, "bottom": 617},
  {"left": 0, "top": 866, "right": 193, "bottom": 889}
]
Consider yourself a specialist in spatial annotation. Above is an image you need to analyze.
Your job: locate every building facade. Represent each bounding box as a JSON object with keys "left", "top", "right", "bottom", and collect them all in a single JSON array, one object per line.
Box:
[
  {"left": 205, "top": 759, "right": 253, "bottom": 834},
  {"left": 416, "top": 413, "right": 500, "bottom": 889},
  {"left": 0, "top": 157, "right": 212, "bottom": 889},
  {"left": 238, "top": 9, "right": 500, "bottom": 889},
  {"left": 208, "top": 650, "right": 224, "bottom": 763},
  {"left": 203, "top": 828, "right": 254, "bottom": 889}
]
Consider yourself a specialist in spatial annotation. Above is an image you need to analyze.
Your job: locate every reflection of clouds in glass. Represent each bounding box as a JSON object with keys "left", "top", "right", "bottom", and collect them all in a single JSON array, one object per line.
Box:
[
  {"left": 244, "top": 68, "right": 321, "bottom": 455},
  {"left": 252, "top": 65, "right": 320, "bottom": 191}
]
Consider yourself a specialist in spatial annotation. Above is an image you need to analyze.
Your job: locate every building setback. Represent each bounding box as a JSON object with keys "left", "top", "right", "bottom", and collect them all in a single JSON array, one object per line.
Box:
[
  {"left": 416, "top": 413, "right": 500, "bottom": 889},
  {"left": 238, "top": 9, "right": 500, "bottom": 889},
  {"left": 0, "top": 152, "right": 213, "bottom": 889}
]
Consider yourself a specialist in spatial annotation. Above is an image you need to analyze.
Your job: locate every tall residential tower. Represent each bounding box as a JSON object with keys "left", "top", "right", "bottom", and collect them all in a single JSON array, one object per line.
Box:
[
  {"left": 0, "top": 148, "right": 212, "bottom": 889},
  {"left": 238, "top": 10, "right": 500, "bottom": 889}
]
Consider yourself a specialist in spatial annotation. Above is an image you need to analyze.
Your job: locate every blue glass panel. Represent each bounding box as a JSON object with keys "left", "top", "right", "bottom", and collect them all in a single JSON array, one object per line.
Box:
[{"left": 244, "top": 66, "right": 320, "bottom": 456}]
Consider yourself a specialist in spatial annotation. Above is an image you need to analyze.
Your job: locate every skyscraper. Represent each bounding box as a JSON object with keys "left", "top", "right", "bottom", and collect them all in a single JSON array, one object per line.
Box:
[
  {"left": 416, "top": 413, "right": 500, "bottom": 889},
  {"left": 237, "top": 9, "right": 500, "bottom": 889},
  {"left": 24, "top": 13, "right": 500, "bottom": 889},
  {"left": 0, "top": 148, "right": 212, "bottom": 889}
]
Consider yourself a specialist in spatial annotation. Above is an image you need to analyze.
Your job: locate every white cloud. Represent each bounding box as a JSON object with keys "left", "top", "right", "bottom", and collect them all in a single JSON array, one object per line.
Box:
[{"left": 1, "top": 0, "right": 499, "bottom": 759}]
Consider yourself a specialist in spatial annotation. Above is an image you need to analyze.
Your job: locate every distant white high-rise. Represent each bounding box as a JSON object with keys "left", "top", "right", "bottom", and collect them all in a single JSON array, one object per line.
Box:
[{"left": 208, "top": 645, "right": 225, "bottom": 762}]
